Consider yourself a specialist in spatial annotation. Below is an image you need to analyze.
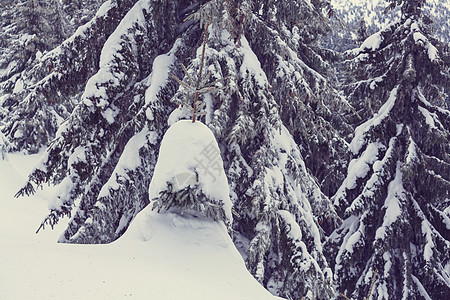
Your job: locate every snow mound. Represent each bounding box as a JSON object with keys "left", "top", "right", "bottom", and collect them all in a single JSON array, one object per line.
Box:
[
  {"left": 116, "top": 208, "right": 279, "bottom": 300},
  {"left": 149, "top": 120, "right": 232, "bottom": 224}
]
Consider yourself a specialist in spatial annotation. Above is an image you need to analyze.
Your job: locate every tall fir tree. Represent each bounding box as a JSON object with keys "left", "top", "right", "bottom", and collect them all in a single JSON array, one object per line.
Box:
[
  {"left": 326, "top": 0, "right": 450, "bottom": 299},
  {"left": 61, "top": 0, "right": 103, "bottom": 28},
  {"left": 0, "top": 0, "right": 137, "bottom": 153}
]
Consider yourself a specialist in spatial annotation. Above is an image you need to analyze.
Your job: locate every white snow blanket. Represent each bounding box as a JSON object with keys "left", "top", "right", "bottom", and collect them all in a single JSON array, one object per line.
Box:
[{"left": 0, "top": 146, "right": 281, "bottom": 300}]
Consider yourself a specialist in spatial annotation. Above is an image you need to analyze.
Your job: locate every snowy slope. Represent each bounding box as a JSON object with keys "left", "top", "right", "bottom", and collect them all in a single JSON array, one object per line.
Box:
[{"left": 0, "top": 152, "right": 282, "bottom": 300}]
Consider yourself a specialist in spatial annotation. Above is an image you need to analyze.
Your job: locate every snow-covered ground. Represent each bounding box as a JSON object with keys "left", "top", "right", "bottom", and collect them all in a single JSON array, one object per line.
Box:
[{"left": 0, "top": 151, "right": 281, "bottom": 300}]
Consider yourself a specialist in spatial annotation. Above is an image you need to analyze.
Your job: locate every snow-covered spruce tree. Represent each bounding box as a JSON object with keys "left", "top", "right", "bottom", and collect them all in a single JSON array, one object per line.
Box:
[
  {"left": 326, "top": 0, "right": 450, "bottom": 299},
  {"left": 15, "top": 0, "right": 189, "bottom": 242},
  {"left": 169, "top": 1, "right": 342, "bottom": 298},
  {"left": 62, "top": 0, "right": 103, "bottom": 29},
  {"left": 0, "top": 0, "right": 70, "bottom": 94},
  {"left": 17, "top": 0, "right": 344, "bottom": 298},
  {"left": 247, "top": 0, "right": 353, "bottom": 199},
  {"left": 0, "top": 0, "right": 69, "bottom": 85},
  {"left": 0, "top": 0, "right": 69, "bottom": 154},
  {"left": 0, "top": 0, "right": 138, "bottom": 153}
]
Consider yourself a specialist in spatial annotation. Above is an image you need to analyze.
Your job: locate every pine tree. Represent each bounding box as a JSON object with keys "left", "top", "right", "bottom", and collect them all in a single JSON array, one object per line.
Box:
[
  {"left": 326, "top": 0, "right": 450, "bottom": 298},
  {"left": 16, "top": 0, "right": 182, "bottom": 242},
  {"left": 0, "top": 0, "right": 137, "bottom": 153},
  {"left": 62, "top": 0, "right": 102, "bottom": 28},
  {"left": 0, "top": 0, "right": 69, "bottom": 84}
]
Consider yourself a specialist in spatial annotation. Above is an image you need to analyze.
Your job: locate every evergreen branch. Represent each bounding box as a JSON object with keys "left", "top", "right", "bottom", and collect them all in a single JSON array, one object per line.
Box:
[
  {"left": 180, "top": 63, "right": 195, "bottom": 86},
  {"left": 339, "top": 293, "right": 351, "bottom": 300},
  {"left": 363, "top": 269, "right": 378, "bottom": 300},
  {"left": 196, "top": 86, "right": 220, "bottom": 94},
  {"left": 204, "top": 75, "right": 231, "bottom": 89},
  {"left": 171, "top": 73, "right": 195, "bottom": 90},
  {"left": 14, "top": 182, "right": 36, "bottom": 198},
  {"left": 231, "top": 208, "right": 241, "bottom": 219},
  {"left": 36, "top": 206, "right": 72, "bottom": 234},
  {"left": 181, "top": 101, "right": 194, "bottom": 111},
  {"left": 199, "top": 69, "right": 212, "bottom": 88}
]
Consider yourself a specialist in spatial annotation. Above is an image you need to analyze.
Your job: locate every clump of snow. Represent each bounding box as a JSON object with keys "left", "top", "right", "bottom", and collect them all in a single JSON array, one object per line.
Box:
[
  {"left": 101, "top": 106, "right": 119, "bottom": 124},
  {"left": 239, "top": 36, "right": 268, "bottom": 87},
  {"left": 98, "top": 128, "right": 150, "bottom": 199},
  {"left": 149, "top": 120, "right": 232, "bottom": 224},
  {"left": 406, "top": 137, "right": 418, "bottom": 164},
  {"left": 383, "top": 251, "right": 392, "bottom": 277},
  {"left": 334, "top": 141, "right": 385, "bottom": 208},
  {"left": 350, "top": 86, "right": 398, "bottom": 155},
  {"left": 421, "top": 220, "right": 435, "bottom": 261},
  {"left": 145, "top": 107, "right": 154, "bottom": 121},
  {"left": 13, "top": 129, "right": 24, "bottom": 139},
  {"left": 145, "top": 39, "right": 180, "bottom": 105},
  {"left": 167, "top": 106, "right": 192, "bottom": 126},
  {"left": 48, "top": 176, "right": 73, "bottom": 210},
  {"left": 67, "top": 146, "right": 87, "bottom": 166},
  {"left": 412, "top": 275, "right": 433, "bottom": 300},
  {"left": 350, "top": 31, "right": 382, "bottom": 57},
  {"left": 347, "top": 142, "right": 383, "bottom": 190},
  {"left": 332, "top": 215, "right": 363, "bottom": 266},
  {"left": 13, "top": 78, "right": 24, "bottom": 94},
  {"left": 360, "top": 32, "right": 382, "bottom": 51},
  {"left": 411, "top": 21, "right": 440, "bottom": 62},
  {"left": 418, "top": 106, "right": 442, "bottom": 129},
  {"left": 375, "top": 164, "right": 405, "bottom": 240},
  {"left": 343, "top": 214, "right": 366, "bottom": 254},
  {"left": 369, "top": 75, "right": 384, "bottom": 90}
]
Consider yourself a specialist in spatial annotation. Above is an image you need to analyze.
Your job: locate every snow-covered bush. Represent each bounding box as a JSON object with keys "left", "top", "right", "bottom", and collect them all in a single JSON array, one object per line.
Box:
[{"left": 150, "top": 120, "right": 232, "bottom": 228}]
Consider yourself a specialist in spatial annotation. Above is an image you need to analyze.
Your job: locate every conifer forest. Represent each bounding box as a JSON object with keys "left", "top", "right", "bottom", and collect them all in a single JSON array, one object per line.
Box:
[{"left": 0, "top": 0, "right": 449, "bottom": 299}]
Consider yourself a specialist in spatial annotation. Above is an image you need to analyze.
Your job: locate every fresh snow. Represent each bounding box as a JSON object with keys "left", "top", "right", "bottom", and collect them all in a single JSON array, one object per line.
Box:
[
  {"left": 0, "top": 150, "right": 282, "bottom": 300},
  {"left": 331, "top": 215, "right": 361, "bottom": 268},
  {"left": 12, "top": 78, "right": 24, "bottom": 94},
  {"left": 418, "top": 106, "right": 439, "bottom": 129},
  {"left": 347, "top": 142, "right": 383, "bottom": 190},
  {"left": 406, "top": 137, "right": 418, "bottom": 164},
  {"left": 343, "top": 213, "right": 366, "bottom": 254}
]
